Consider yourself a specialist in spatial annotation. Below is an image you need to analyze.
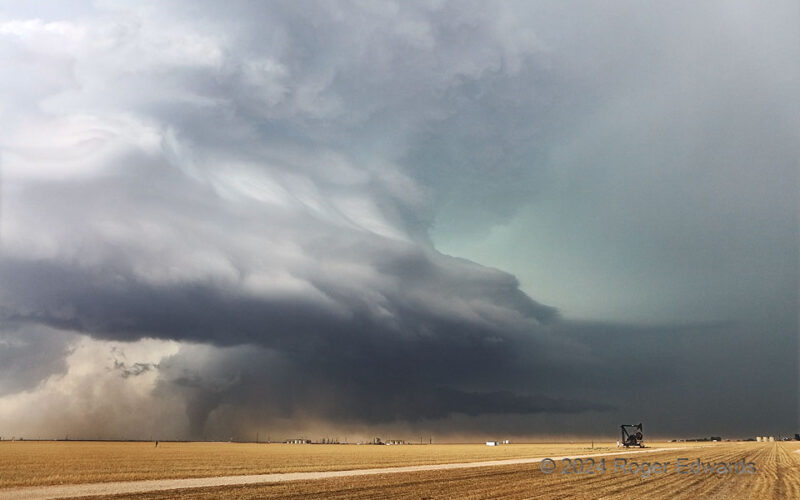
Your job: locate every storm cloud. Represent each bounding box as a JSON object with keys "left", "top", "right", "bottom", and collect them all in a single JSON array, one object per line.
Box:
[{"left": 0, "top": 0, "right": 796, "bottom": 440}]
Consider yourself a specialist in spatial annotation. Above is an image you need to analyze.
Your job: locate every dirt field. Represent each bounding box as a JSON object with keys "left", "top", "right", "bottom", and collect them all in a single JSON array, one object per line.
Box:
[
  {"left": 63, "top": 442, "right": 800, "bottom": 500},
  {"left": 0, "top": 441, "right": 699, "bottom": 488},
  {"left": 2, "top": 441, "right": 797, "bottom": 499}
]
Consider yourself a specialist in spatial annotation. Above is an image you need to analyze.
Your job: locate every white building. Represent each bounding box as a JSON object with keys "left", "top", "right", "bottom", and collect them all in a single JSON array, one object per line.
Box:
[{"left": 486, "top": 441, "right": 498, "bottom": 446}]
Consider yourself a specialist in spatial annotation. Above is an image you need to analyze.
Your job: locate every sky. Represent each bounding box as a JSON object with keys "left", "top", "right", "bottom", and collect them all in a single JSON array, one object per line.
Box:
[{"left": 0, "top": 0, "right": 797, "bottom": 441}]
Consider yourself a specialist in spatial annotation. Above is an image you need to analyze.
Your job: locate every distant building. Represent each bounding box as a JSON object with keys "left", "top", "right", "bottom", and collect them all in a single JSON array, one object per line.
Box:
[
  {"left": 285, "top": 439, "right": 311, "bottom": 444},
  {"left": 486, "top": 441, "right": 498, "bottom": 446},
  {"left": 502, "top": 439, "right": 510, "bottom": 444},
  {"left": 385, "top": 439, "right": 405, "bottom": 445}
]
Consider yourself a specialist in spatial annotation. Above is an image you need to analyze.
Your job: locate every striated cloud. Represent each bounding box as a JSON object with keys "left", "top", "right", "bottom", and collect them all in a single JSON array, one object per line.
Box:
[{"left": 0, "top": 0, "right": 796, "bottom": 439}]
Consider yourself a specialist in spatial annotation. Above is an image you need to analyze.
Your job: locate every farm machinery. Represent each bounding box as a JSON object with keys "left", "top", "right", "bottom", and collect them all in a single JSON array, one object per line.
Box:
[{"left": 620, "top": 423, "right": 644, "bottom": 447}]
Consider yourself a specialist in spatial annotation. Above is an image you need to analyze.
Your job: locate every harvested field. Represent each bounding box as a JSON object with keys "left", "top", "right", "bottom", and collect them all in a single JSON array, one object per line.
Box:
[
  {"left": 62, "top": 442, "right": 800, "bottom": 500},
  {"left": 0, "top": 441, "right": 697, "bottom": 488},
  {"left": 3, "top": 441, "right": 798, "bottom": 499}
]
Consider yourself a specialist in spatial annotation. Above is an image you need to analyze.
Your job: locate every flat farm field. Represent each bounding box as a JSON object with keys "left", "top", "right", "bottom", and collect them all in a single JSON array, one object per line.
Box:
[
  {"left": 0, "top": 440, "right": 689, "bottom": 488},
  {"left": 73, "top": 442, "right": 800, "bottom": 500}
]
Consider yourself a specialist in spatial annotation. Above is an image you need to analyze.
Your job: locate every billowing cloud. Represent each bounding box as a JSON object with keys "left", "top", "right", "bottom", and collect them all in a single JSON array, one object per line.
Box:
[{"left": 0, "top": 0, "right": 796, "bottom": 440}]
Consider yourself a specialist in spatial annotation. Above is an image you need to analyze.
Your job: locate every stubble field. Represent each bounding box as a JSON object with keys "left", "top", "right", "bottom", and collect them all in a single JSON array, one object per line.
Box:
[
  {"left": 1, "top": 440, "right": 798, "bottom": 499},
  {"left": 0, "top": 440, "right": 665, "bottom": 488}
]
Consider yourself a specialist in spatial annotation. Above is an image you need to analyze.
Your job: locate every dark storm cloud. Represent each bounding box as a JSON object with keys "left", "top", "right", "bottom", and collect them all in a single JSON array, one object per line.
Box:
[
  {"left": 0, "top": 0, "right": 796, "bottom": 439},
  {"left": 1, "top": 240, "right": 602, "bottom": 433},
  {"left": 155, "top": 343, "right": 613, "bottom": 438},
  {"left": 0, "top": 324, "right": 75, "bottom": 395}
]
